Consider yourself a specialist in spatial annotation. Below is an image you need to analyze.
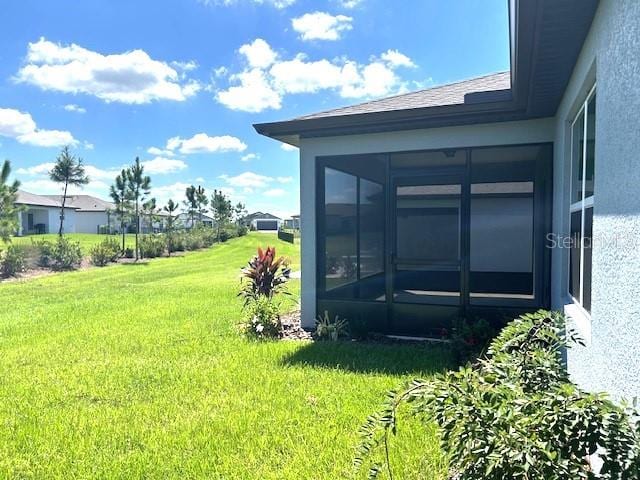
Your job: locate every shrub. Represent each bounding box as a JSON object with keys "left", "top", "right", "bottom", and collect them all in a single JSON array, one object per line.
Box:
[
  {"left": 139, "top": 234, "right": 166, "bottom": 258},
  {"left": 0, "top": 245, "right": 26, "bottom": 277},
  {"left": 90, "top": 243, "right": 112, "bottom": 267},
  {"left": 237, "top": 224, "right": 249, "bottom": 237},
  {"left": 314, "top": 311, "right": 349, "bottom": 341},
  {"left": 240, "top": 296, "right": 282, "bottom": 340},
  {"left": 450, "top": 317, "right": 497, "bottom": 363},
  {"left": 35, "top": 237, "right": 83, "bottom": 270},
  {"left": 90, "top": 238, "right": 120, "bottom": 267},
  {"left": 167, "top": 232, "right": 185, "bottom": 253},
  {"left": 356, "top": 310, "right": 640, "bottom": 480},
  {"left": 219, "top": 229, "right": 232, "bottom": 242},
  {"left": 239, "top": 246, "right": 291, "bottom": 307},
  {"left": 124, "top": 247, "right": 135, "bottom": 259}
]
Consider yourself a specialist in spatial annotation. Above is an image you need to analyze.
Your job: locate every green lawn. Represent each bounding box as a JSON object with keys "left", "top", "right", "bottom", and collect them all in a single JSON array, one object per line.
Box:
[
  {"left": 10, "top": 233, "right": 137, "bottom": 254},
  {"left": 0, "top": 233, "right": 450, "bottom": 479}
]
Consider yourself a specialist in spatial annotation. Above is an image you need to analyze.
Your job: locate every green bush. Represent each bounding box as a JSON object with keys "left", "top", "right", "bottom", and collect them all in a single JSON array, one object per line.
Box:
[
  {"left": 357, "top": 311, "right": 640, "bottom": 479},
  {"left": 139, "top": 234, "right": 166, "bottom": 258},
  {"left": 167, "top": 232, "right": 185, "bottom": 253},
  {"left": 237, "top": 224, "right": 249, "bottom": 237},
  {"left": 124, "top": 247, "right": 134, "bottom": 259},
  {"left": 240, "top": 296, "right": 282, "bottom": 340},
  {"left": 90, "top": 238, "right": 120, "bottom": 267},
  {"left": 219, "top": 229, "right": 232, "bottom": 242},
  {"left": 35, "top": 237, "right": 83, "bottom": 270},
  {"left": 0, "top": 245, "right": 26, "bottom": 277}
]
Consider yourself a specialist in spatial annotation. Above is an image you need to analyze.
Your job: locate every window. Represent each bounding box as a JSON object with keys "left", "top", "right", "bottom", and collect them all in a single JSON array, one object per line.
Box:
[
  {"left": 322, "top": 164, "right": 385, "bottom": 301},
  {"left": 569, "top": 87, "right": 596, "bottom": 313}
]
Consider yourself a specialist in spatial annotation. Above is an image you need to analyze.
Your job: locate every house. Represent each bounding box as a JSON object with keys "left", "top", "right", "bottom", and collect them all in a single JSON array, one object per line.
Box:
[
  {"left": 15, "top": 190, "right": 78, "bottom": 235},
  {"left": 244, "top": 212, "right": 282, "bottom": 231},
  {"left": 255, "top": 0, "right": 640, "bottom": 401},
  {"left": 44, "top": 194, "right": 115, "bottom": 234},
  {"left": 177, "top": 212, "right": 215, "bottom": 230},
  {"left": 284, "top": 214, "right": 300, "bottom": 230}
]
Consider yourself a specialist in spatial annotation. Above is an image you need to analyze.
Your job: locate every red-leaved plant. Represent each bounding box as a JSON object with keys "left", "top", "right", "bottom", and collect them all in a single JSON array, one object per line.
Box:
[{"left": 239, "top": 246, "right": 291, "bottom": 307}]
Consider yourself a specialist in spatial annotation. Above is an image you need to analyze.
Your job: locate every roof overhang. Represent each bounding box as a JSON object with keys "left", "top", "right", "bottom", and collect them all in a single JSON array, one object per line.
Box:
[{"left": 254, "top": 0, "right": 598, "bottom": 146}]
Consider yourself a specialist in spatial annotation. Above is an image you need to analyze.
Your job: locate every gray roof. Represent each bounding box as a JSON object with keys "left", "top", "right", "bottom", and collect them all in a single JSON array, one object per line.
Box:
[
  {"left": 16, "top": 190, "right": 67, "bottom": 208},
  {"left": 245, "top": 212, "right": 281, "bottom": 221},
  {"left": 43, "top": 194, "right": 113, "bottom": 212},
  {"left": 295, "top": 72, "right": 510, "bottom": 120}
]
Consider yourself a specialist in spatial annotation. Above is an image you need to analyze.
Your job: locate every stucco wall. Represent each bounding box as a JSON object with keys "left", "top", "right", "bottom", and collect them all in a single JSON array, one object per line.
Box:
[
  {"left": 299, "top": 118, "right": 555, "bottom": 329},
  {"left": 75, "top": 211, "right": 109, "bottom": 234},
  {"left": 552, "top": 0, "right": 640, "bottom": 401}
]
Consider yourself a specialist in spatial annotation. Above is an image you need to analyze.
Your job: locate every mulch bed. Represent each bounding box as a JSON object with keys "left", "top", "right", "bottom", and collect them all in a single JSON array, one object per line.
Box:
[{"left": 280, "top": 310, "right": 313, "bottom": 341}]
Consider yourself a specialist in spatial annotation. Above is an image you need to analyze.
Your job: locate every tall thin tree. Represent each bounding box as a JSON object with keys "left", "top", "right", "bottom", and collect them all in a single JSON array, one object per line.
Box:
[
  {"left": 109, "top": 169, "right": 131, "bottom": 254},
  {"left": 0, "top": 160, "right": 22, "bottom": 243},
  {"left": 49, "top": 146, "right": 89, "bottom": 236},
  {"left": 233, "top": 202, "right": 247, "bottom": 227},
  {"left": 163, "top": 199, "right": 180, "bottom": 256},
  {"left": 142, "top": 197, "right": 157, "bottom": 234},
  {"left": 126, "top": 157, "right": 151, "bottom": 261},
  {"left": 195, "top": 186, "right": 208, "bottom": 225},
  {"left": 210, "top": 189, "right": 232, "bottom": 241},
  {"left": 184, "top": 185, "right": 198, "bottom": 229}
]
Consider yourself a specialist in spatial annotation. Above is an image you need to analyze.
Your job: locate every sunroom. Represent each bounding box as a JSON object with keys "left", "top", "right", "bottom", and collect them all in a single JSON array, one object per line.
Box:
[{"left": 254, "top": 0, "right": 598, "bottom": 336}]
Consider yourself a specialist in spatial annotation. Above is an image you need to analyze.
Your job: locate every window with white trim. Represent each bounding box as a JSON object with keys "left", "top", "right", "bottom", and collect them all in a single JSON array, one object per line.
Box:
[{"left": 569, "top": 86, "right": 596, "bottom": 313}]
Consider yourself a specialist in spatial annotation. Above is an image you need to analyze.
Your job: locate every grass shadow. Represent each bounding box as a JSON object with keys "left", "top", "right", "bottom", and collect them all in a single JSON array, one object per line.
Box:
[{"left": 281, "top": 340, "right": 455, "bottom": 376}]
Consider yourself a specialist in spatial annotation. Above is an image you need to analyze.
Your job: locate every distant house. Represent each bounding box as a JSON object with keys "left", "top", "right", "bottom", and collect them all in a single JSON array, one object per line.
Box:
[
  {"left": 177, "top": 212, "right": 215, "bottom": 230},
  {"left": 44, "top": 194, "right": 115, "bottom": 234},
  {"left": 244, "top": 212, "right": 282, "bottom": 231},
  {"left": 284, "top": 214, "right": 300, "bottom": 230},
  {"left": 15, "top": 190, "right": 78, "bottom": 235}
]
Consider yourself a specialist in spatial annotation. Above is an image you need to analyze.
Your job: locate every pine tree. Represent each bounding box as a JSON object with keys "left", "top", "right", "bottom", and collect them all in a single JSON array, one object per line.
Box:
[
  {"left": 126, "top": 158, "right": 151, "bottom": 261},
  {"left": 49, "top": 146, "right": 89, "bottom": 236}
]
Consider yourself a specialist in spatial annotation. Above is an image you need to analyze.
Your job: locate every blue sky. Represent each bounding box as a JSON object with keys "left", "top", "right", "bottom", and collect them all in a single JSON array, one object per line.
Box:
[{"left": 0, "top": 0, "right": 509, "bottom": 218}]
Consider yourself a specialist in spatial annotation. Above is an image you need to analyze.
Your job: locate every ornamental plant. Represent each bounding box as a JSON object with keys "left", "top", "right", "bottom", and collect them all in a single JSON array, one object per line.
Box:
[
  {"left": 356, "top": 311, "right": 640, "bottom": 480},
  {"left": 241, "top": 296, "right": 282, "bottom": 340},
  {"left": 239, "top": 246, "right": 291, "bottom": 307}
]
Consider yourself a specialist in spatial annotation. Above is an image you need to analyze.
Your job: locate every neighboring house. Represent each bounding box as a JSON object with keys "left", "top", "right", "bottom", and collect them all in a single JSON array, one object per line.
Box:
[
  {"left": 44, "top": 194, "right": 115, "bottom": 234},
  {"left": 15, "top": 190, "right": 77, "bottom": 235},
  {"left": 255, "top": 0, "right": 640, "bottom": 401},
  {"left": 244, "top": 212, "right": 282, "bottom": 231},
  {"left": 177, "top": 212, "right": 214, "bottom": 230},
  {"left": 284, "top": 214, "right": 300, "bottom": 230}
]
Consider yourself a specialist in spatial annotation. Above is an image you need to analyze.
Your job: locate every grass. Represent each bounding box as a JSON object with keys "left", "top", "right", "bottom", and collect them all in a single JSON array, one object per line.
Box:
[
  {"left": 0, "top": 233, "right": 451, "bottom": 479},
  {"left": 9, "top": 233, "right": 137, "bottom": 254}
]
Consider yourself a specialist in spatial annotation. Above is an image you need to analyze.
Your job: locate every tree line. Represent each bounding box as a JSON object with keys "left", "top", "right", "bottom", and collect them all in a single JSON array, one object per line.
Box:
[{"left": 0, "top": 147, "right": 247, "bottom": 261}]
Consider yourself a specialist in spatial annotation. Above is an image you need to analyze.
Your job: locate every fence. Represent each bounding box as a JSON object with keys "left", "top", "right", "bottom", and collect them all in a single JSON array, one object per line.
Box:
[{"left": 278, "top": 230, "right": 295, "bottom": 244}]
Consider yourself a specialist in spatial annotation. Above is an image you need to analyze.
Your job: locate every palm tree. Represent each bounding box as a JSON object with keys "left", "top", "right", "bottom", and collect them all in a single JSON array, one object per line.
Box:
[
  {"left": 49, "top": 146, "right": 89, "bottom": 236},
  {"left": 126, "top": 157, "right": 151, "bottom": 261},
  {"left": 109, "top": 169, "right": 131, "bottom": 254},
  {"left": 163, "top": 199, "right": 180, "bottom": 256},
  {"left": 0, "top": 160, "right": 22, "bottom": 243}
]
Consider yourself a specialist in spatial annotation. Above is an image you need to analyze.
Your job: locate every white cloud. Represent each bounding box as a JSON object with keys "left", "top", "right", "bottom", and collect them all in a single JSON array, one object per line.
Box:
[
  {"left": 166, "top": 133, "right": 247, "bottom": 154},
  {"left": 214, "top": 66, "right": 229, "bottom": 78},
  {"left": 147, "top": 146, "right": 175, "bottom": 157},
  {"left": 16, "top": 162, "right": 56, "bottom": 175},
  {"left": 16, "top": 38, "right": 201, "bottom": 104},
  {"left": 216, "top": 39, "right": 416, "bottom": 112},
  {"left": 381, "top": 49, "right": 416, "bottom": 68},
  {"left": 276, "top": 176, "right": 293, "bottom": 183},
  {"left": 142, "top": 157, "right": 188, "bottom": 174},
  {"left": 239, "top": 38, "right": 278, "bottom": 68},
  {"left": 0, "top": 107, "right": 78, "bottom": 147},
  {"left": 83, "top": 141, "right": 94, "bottom": 150},
  {"left": 198, "top": 0, "right": 295, "bottom": 9},
  {"left": 292, "top": 12, "right": 353, "bottom": 41},
  {"left": 241, "top": 153, "right": 259, "bottom": 162},
  {"left": 219, "top": 171, "right": 273, "bottom": 188},
  {"left": 171, "top": 60, "right": 198, "bottom": 71},
  {"left": 281, "top": 143, "right": 298, "bottom": 152},
  {"left": 151, "top": 182, "right": 192, "bottom": 207},
  {"left": 335, "top": 0, "right": 362, "bottom": 8},
  {"left": 63, "top": 103, "right": 86, "bottom": 113},
  {"left": 263, "top": 188, "right": 286, "bottom": 197},
  {"left": 20, "top": 178, "right": 110, "bottom": 199},
  {"left": 216, "top": 68, "right": 281, "bottom": 112}
]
